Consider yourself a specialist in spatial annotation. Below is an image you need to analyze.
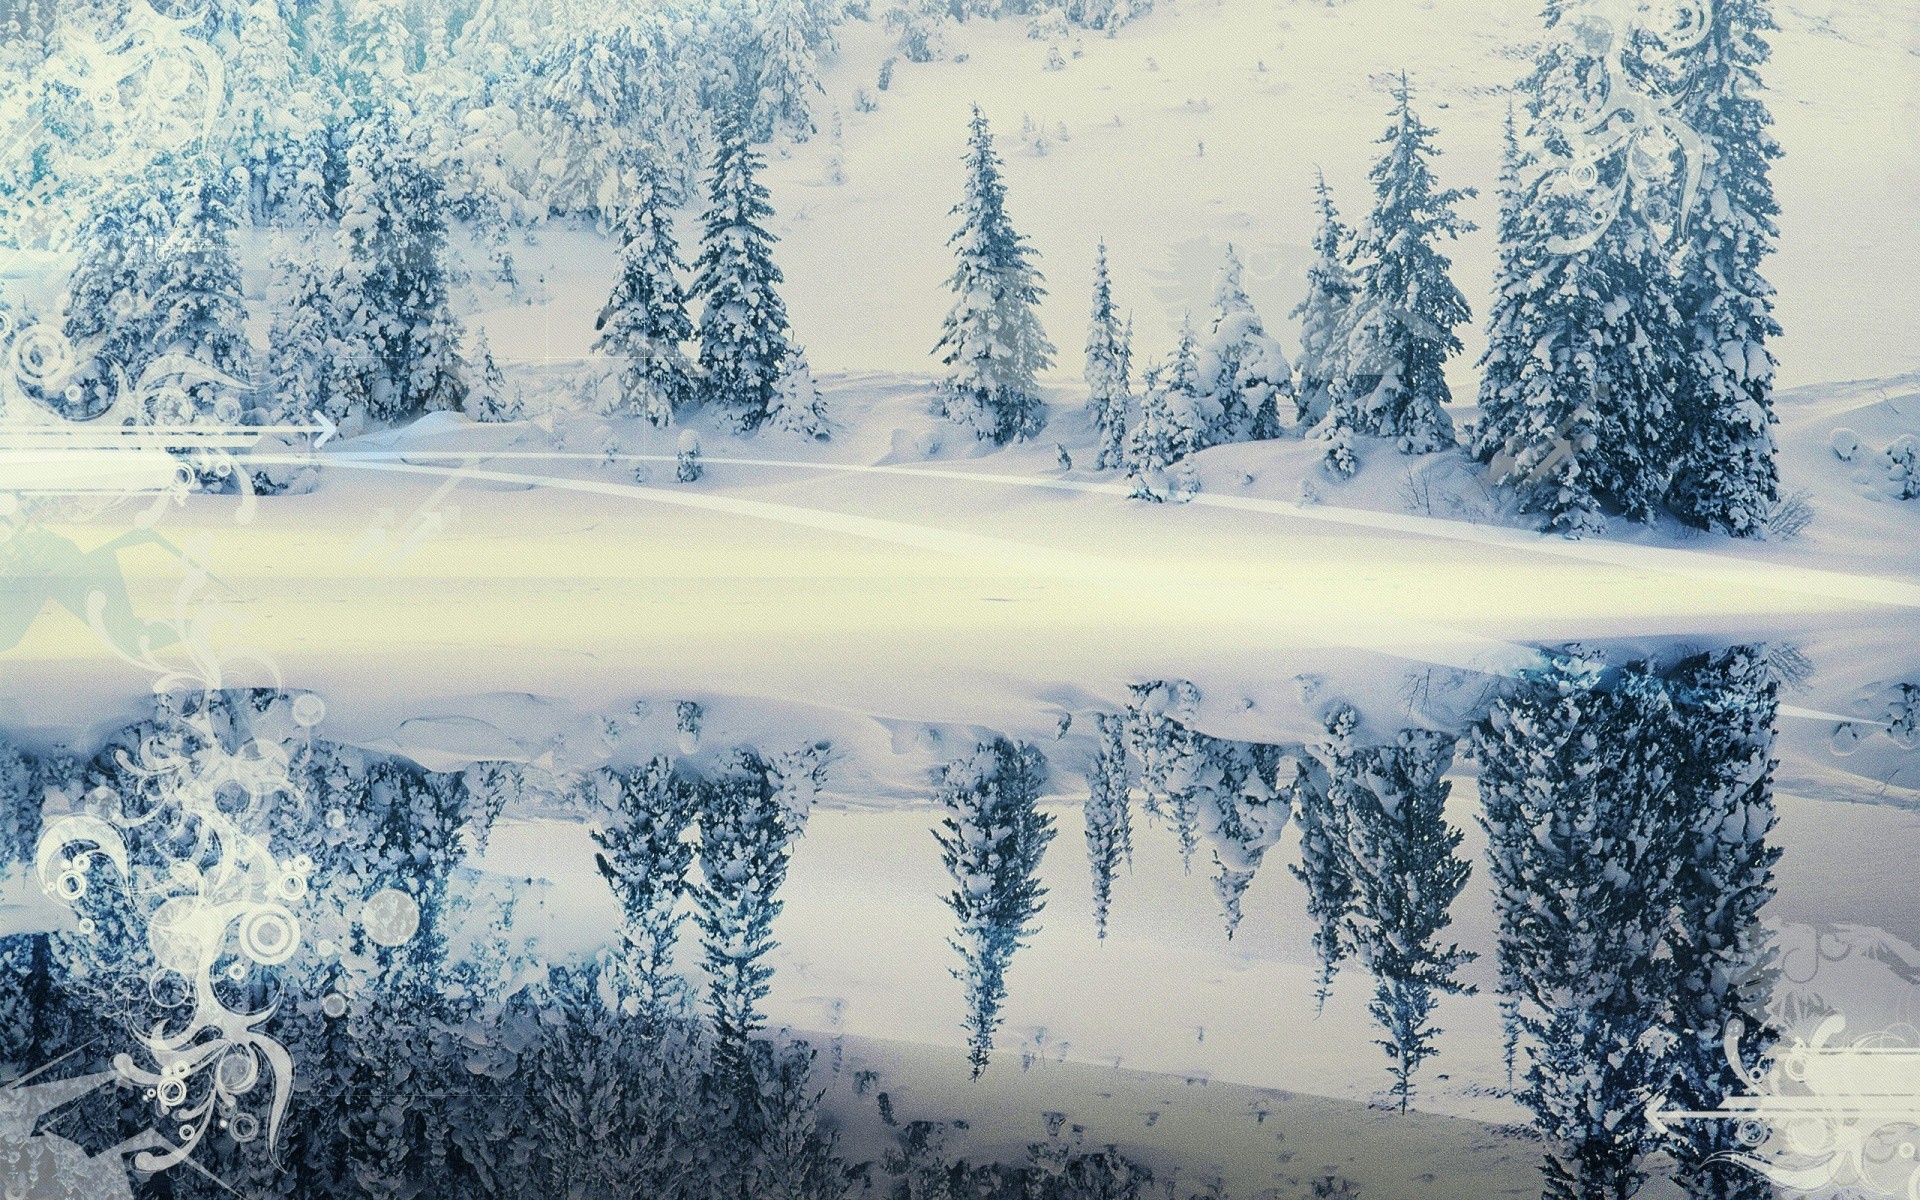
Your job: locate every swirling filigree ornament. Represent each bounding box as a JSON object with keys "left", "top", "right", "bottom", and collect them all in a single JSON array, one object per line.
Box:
[{"left": 1541, "top": 0, "right": 1714, "bottom": 253}]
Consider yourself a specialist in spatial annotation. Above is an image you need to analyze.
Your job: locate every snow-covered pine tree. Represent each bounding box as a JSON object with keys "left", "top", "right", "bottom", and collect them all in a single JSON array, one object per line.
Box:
[
  {"left": 1318, "top": 710, "right": 1474, "bottom": 1111},
  {"left": 329, "top": 110, "right": 469, "bottom": 424},
  {"left": 768, "top": 344, "right": 830, "bottom": 438},
  {"left": 594, "top": 756, "right": 702, "bottom": 1022},
  {"left": 935, "top": 105, "right": 1056, "bottom": 444},
  {"left": 226, "top": 0, "right": 331, "bottom": 223},
  {"left": 268, "top": 238, "right": 341, "bottom": 424},
  {"left": 885, "top": 0, "right": 948, "bottom": 62},
  {"left": 1663, "top": 646, "right": 1780, "bottom": 1200},
  {"left": 533, "top": 18, "right": 654, "bottom": 219},
  {"left": 1198, "top": 244, "right": 1291, "bottom": 444},
  {"left": 1663, "top": 0, "right": 1784, "bottom": 537},
  {"left": 1124, "top": 318, "right": 1201, "bottom": 501},
  {"left": 147, "top": 168, "right": 254, "bottom": 415},
  {"left": 595, "top": 158, "right": 695, "bottom": 426},
  {"left": 694, "top": 103, "right": 796, "bottom": 430},
  {"left": 1477, "top": 655, "right": 1688, "bottom": 1200},
  {"left": 1329, "top": 75, "right": 1475, "bottom": 458},
  {"left": 1084, "top": 241, "right": 1131, "bottom": 471},
  {"left": 1291, "top": 170, "right": 1357, "bottom": 429},
  {"left": 59, "top": 169, "right": 178, "bottom": 417},
  {"left": 1082, "top": 712, "right": 1131, "bottom": 940},
  {"left": 695, "top": 747, "right": 823, "bottom": 1063},
  {"left": 1470, "top": 15, "right": 1686, "bottom": 537},
  {"left": 341, "top": 0, "right": 417, "bottom": 111},
  {"left": 749, "top": 0, "right": 827, "bottom": 142},
  {"left": 933, "top": 737, "right": 1054, "bottom": 1077}
]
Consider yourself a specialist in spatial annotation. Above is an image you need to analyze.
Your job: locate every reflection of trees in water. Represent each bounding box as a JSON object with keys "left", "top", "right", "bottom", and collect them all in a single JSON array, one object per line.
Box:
[{"left": 1479, "top": 646, "right": 1781, "bottom": 1200}]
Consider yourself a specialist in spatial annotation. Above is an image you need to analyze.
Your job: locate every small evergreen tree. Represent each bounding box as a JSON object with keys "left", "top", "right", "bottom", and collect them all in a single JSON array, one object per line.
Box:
[
  {"left": 1082, "top": 712, "right": 1131, "bottom": 940},
  {"left": 1319, "top": 710, "right": 1474, "bottom": 1111},
  {"left": 768, "top": 344, "right": 830, "bottom": 438},
  {"left": 933, "top": 737, "right": 1054, "bottom": 1077},
  {"left": 1329, "top": 75, "right": 1475, "bottom": 458},
  {"left": 695, "top": 104, "right": 796, "bottom": 430},
  {"left": 1123, "top": 319, "right": 1201, "bottom": 501},
  {"left": 1291, "top": 170, "right": 1357, "bottom": 429},
  {"left": 750, "top": 0, "right": 827, "bottom": 142},
  {"left": 1083, "top": 241, "right": 1131, "bottom": 471},
  {"left": 1197, "top": 244, "right": 1290, "bottom": 444},
  {"left": 268, "top": 238, "right": 341, "bottom": 425},
  {"left": 596, "top": 159, "right": 696, "bottom": 426},
  {"left": 934, "top": 105, "right": 1055, "bottom": 444}
]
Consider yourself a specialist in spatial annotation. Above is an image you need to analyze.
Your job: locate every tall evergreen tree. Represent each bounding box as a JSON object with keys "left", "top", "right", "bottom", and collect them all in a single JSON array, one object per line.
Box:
[
  {"left": 1471, "top": 10, "right": 1686, "bottom": 536},
  {"left": 1663, "top": 647, "right": 1781, "bottom": 1200},
  {"left": 1083, "top": 242, "right": 1131, "bottom": 471},
  {"left": 695, "top": 104, "right": 795, "bottom": 430},
  {"left": 1478, "top": 656, "right": 1688, "bottom": 1200},
  {"left": 933, "top": 737, "right": 1054, "bottom": 1077},
  {"left": 1329, "top": 75, "right": 1475, "bottom": 459},
  {"left": 749, "top": 0, "right": 828, "bottom": 142},
  {"left": 594, "top": 756, "right": 702, "bottom": 1021},
  {"left": 935, "top": 105, "right": 1055, "bottom": 444},
  {"left": 596, "top": 159, "right": 696, "bottom": 426},
  {"left": 268, "top": 238, "right": 341, "bottom": 424},
  {"left": 1664, "top": 0, "right": 1784, "bottom": 536},
  {"left": 1198, "top": 244, "right": 1290, "bottom": 445},
  {"left": 1319, "top": 710, "right": 1474, "bottom": 1111},
  {"left": 696, "top": 749, "right": 817, "bottom": 1060},
  {"left": 227, "top": 0, "right": 331, "bottom": 223},
  {"left": 149, "top": 169, "right": 254, "bottom": 394},
  {"left": 329, "top": 111, "right": 469, "bottom": 424},
  {"left": 1291, "top": 170, "right": 1357, "bottom": 429},
  {"left": 1082, "top": 712, "right": 1132, "bottom": 940},
  {"left": 60, "top": 169, "right": 178, "bottom": 417}
]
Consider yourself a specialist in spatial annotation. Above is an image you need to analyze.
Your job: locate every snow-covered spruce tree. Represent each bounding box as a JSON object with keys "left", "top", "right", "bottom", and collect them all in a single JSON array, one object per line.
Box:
[
  {"left": 769, "top": 343, "right": 830, "bottom": 438},
  {"left": 1663, "top": 646, "right": 1781, "bottom": 1200},
  {"left": 935, "top": 105, "right": 1056, "bottom": 444},
  {"left": 1291, "top": 170, "right": 1357, "bottom": 429},
  {"left": 1477, "top": 656, "right": 1688, "bottom": 1200},
  {"left": 1470, "top": 16, "right": 1686, "bottom": 537},
  {"left": 1198, "top": 244, "right": 1290, "bottom": 444},
  {"left": 226, "top": 0, "right": 331, "bottom": 223},
  {"left": 329, "top": 110, "right": 468, "bottom": 425},
  {"left": 1084, "top": 241, "right": 1131, "bottom": 471},
  {"left": 1124, "top": 318, "right": 1202, "bottom": 502},
  {"left": 1124, "top": 680, "right": 1290, "bottom": 937},
  {"left": 695, "top": 103, "right": 796, "bottom": 430},
  {"left": 1082, "top": 712, "right": 1132, "bottom": 940},
  {"left": 59, "top": 169, "right": 178, "bottom": 416},
  {"left": 532, "top": 18, "right": 655, "bottom": 219},
  {"left": 340, "top": 0, "right": 417, "bottom": 112},
  {"left": 933, "top": 737, "right": 1055, "bottom": 1078},
  {"left": 595, "top": 158, "right": 695, "bottom": 426},
  {"left": 1663, "top": 0, "right": 1784, "bottom": 537},
  {"left": 147, "top": 169, "right": 255, "bottom": 409},
  {"left": 1284, "top": 754, "right": 1350, "bottom": 1011},
  {"left": 1318, "top": 709, "right": 1474, "bottom": 1111},
  {"left": 267, "top": 238, "right": 341, "bottom": 424},
  {"left": 1328, "top": 75, "right": 1475, "bottom": 460},
  {"left": 696, "top": 746, "right": 825, "bottom": 1064},
  {"left": 748, "top": 0, "right": 829, "bottom": 142},
  {"left": 593, "top": 756, "right": 702, "bottom": 1022}
]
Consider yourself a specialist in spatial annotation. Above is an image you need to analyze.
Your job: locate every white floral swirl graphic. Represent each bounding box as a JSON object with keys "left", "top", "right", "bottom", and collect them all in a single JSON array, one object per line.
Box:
[
  {"left": 26, "top": 555, "right": 315, "bottom": 1175},
  {"left": 1542, "top": 0, "right": 1713, "bottom": 253},
  {"left": 1651, "top": 926, "right": 1920, "bottom": 1198}
]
